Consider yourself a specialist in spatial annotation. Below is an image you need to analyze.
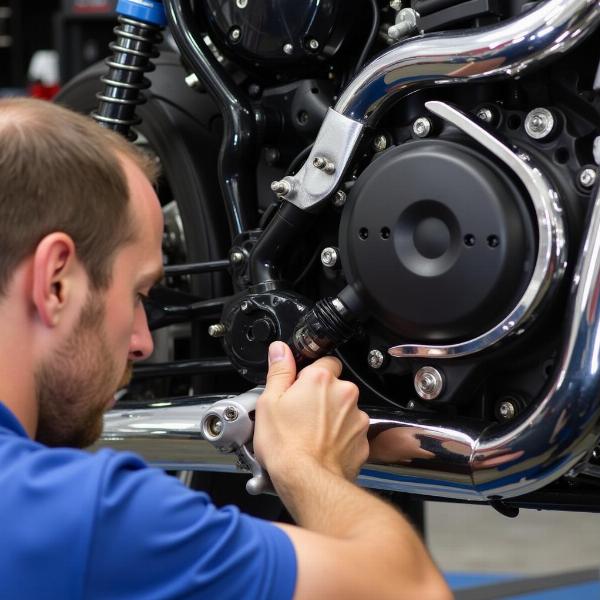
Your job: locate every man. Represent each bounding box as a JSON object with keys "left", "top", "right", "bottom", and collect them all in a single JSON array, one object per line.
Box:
[{"left": 0, "top": 98, "right": 451, "bottom": 599}]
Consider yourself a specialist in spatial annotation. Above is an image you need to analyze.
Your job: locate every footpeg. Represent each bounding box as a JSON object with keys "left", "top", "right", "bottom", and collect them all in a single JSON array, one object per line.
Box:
[{"left": 200, "top": 387, "right": 273, "bottom": 495}]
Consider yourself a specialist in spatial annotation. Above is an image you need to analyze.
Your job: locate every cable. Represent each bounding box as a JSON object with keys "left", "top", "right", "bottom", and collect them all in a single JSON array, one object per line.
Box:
[{"left": 353, "top": 0, "right": 380, "bottom": 77}]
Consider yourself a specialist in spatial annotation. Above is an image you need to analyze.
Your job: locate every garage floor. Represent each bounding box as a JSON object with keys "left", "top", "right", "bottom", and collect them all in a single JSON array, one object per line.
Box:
[{"left": 426, "top": 502, "right": 600, "bottom": 598}]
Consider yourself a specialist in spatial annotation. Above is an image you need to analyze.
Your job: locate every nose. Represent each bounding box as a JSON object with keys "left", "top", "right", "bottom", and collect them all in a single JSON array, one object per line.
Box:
[{"left": 129, "top": 303, "right": 154, "bottom": 361}]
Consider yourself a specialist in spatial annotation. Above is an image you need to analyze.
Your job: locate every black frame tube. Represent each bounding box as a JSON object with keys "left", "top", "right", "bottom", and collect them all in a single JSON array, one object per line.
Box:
[
  {"left": 133, "top": 358, "right": 234, "bottom": 378},
  {"left": 164, "top": 259, "right": 230, "bottom": 276},
  {"left": 163, "top": 0, "right": 258, "bottom": 238}
]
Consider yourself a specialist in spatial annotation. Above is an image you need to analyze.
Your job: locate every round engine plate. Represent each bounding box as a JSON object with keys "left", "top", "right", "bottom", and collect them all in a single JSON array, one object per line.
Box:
[{"left": 339, "top": 139, "right": 536, "bottom": 343}]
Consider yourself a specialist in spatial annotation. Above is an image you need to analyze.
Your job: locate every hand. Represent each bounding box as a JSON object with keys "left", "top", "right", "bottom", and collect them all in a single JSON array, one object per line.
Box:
[{"left": 254, "top": 342, "right": 370, "bottom": 484}]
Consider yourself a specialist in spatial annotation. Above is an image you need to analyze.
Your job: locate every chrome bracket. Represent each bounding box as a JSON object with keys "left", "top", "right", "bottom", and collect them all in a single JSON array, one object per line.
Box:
[
  {"left": 388, "top": 100, "right": 567, "bottom": 359},
  {"left": 200, "top": 387, "right": 274, "bottom": 495}
]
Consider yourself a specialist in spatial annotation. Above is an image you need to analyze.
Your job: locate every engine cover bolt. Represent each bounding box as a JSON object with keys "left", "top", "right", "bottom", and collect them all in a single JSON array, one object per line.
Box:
[
  {"left": 333, "top": 189, "right": 347, "bottom": 207},
  {"left": 579, "top": 167, "right": 597, "bottom": 189},
  {"left": 240, "top": 300, "right": 252, "bottom": 313},
  {"left": 230, "top": 250, "right": 245, "bottom": 265},
  {"left": 498, "top": 400, "right": 516, "bottom": 421},
  {"left": 283, "top": 43, "right": 294, "bottom": 55},
  {"left": 229, "top": 27, "right": 241, "bottom": 42},
  {"left": 208, "top": 323, "right": 226, "bottom": 338},
  {"left": 236, "top": 0, "right": 248, "bottom": 7},
  {"left": 367, "top": 349, "right": 385, "bottom": 369},
  {"left": 308, "top": 38, "right": 319, "bottom": 51},
  {"left": 321, "top": 247, "right": 339, "bottom": 268},
  {"left": 412, "top": 117, "right": 432, "bottom": 138},
  {"left": 313, "top": 156, "right": 336, "bottom": 174},
  {"left": 223, "top": 406, "right": 238, "bottom": 421},
  {"left": 388, "top": 8, "right": 419, "bottom": 40},
  {"left": 414, "top": 366, "right": 444, "bottom": 400},
  {"left": 389, "top": 0, "right": 402, "bottom": 10},
  {"left": 524, "top": 108, "right": 555, "bottom": 140},
  {"left": 372, "top": 134, "right": 388, "bottom": 152},
  {"left": 476, "top": 107, "right": 494, "bottom": 123},
  {"left": 270, "top": 179, "right": 291, "bottom": 196}
]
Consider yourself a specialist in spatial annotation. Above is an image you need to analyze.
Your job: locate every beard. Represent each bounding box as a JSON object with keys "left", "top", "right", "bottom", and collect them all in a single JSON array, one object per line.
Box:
[{"left": 34, "top": 293, "right": 127, "bottom": 449}]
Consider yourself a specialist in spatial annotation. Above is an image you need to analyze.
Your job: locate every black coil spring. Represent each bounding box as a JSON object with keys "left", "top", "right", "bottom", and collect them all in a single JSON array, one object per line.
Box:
[{"left": 92, "top": 16, "right": 163, "bottom": 140}]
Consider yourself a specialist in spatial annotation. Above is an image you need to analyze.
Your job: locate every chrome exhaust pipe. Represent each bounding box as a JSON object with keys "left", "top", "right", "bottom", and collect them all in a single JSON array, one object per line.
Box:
[{"left": 97, "top": 0, "right": 600, "bottom": 500}]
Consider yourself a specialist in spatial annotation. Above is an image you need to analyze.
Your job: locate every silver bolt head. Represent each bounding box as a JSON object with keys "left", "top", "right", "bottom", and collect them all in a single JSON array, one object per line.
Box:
[
  {"left": 389, "top": 0, "right": 402, "bottom": 10},
  {"left": 208, "top": 323, "right": 226, "bottom": 338},
  {"left": 477, "top": 107, "right": 494, "bottom": 123},
  {"left": 270, "top": 179, "right": 291, "bottom": 196},
  {"left": 240, "top": 300, "right": 251, "bottom": 313},
  {"left": 223, "top": 406, "right": 238, "bottom": 421},
  {"left": 230, "top": 27, "right": 241, "bottom": 41},
  {"left": 579, "top": 167, "right": 597, "bottom": 189},
  {"left": 524, "top": 108, "right": 555, "bottom": 140},
  {"left": 413, "top": 117, "right": 432, "bottom": 138},
  {"left": 308, "top": 38, "right": 319, "bottom": 50},
  {"left": 406, "top": 400, "right": 416, "bottom": 410},
  {"left": 320, "top": 247, "right": 339, "bottom": 268},
  {"left": 368, "top": 349, "right": 385, "bottom": 369},
  {"left": 230, "top": 250, "right": 244, "bottom": 265},
  {"left": 373, "top": 134, "right": 388, "bottom": 152},
  {"left": 209, "top": 417, "right": 223, "bottom": 436},
  {"left": 414, "top": 366, "right": 444, "bottom": 400},
  {"left": 498, "top": 401, "right": 516, "bottom": 420},
  {"left": 184, "top": 73, "right": 200, "bottom": 89},
  {"left": 333, "top": 190, "right": 347, "bottom": 208},
  {"left": 236, "top": 0, "right": 248, "bottom": 7},
  {"left": 312, "top": 156, "right": 335, "bottom": 174},
  {"left": 283, "top": 43, "right": 294, "bottom": 55}
]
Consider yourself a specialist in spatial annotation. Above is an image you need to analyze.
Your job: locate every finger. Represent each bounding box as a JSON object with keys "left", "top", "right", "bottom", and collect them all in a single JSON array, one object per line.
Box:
[
  {"left": 298, "top": 355, "right": 343, "bottom": 380},
  {"left": 263, "top": 341, "right": 297, "bottom": 400}
]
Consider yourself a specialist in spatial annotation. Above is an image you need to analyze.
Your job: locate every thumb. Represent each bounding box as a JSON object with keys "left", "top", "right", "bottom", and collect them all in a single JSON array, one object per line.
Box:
[{"left": 263, "top": 341, "right": 296, "bottom": 399}]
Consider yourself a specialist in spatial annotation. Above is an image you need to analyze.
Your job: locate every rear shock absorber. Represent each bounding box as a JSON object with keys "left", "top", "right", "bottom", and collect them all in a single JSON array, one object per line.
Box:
[{"left": 92, "top": 0, "right": 167, "bottom": 140}]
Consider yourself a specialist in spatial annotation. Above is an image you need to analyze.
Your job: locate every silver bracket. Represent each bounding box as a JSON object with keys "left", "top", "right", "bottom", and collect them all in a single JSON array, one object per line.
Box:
[{"left": 200, "top": 387, "right": 274, "bottom": 495}]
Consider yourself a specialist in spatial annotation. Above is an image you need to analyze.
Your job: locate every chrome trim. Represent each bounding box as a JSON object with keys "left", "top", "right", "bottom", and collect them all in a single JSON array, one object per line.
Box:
[
  {"left": 388, "top": 101, "right": 567, "bottom": 358},
  {"left": 284, "top": 0, "right": 600, "bottom": 211},
  {"left": 98, "top": 181, "right": 600, "bottom": 500}
]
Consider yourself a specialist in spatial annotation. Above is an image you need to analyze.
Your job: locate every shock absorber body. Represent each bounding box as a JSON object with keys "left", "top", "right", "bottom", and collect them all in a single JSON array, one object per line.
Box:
[{"left": 92, "top": 0, "right": 167, "bottom": 139}]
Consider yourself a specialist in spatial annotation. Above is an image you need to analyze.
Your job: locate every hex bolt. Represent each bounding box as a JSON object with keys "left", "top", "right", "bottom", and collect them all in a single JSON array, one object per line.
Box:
[
  {"left": 270, "top": 179, "right": 291, "bottom": 196},
  {"left": 498, "top": 400, "right": 516, "bottom": 421},
  {"left": 372, "top": 134, "right": 388, "bottom": 152},
  {"left": 312, "top": 156, "right": 336, "bottom": 174},
  {"left": 208, "top": 323, "right": 226, "bottom": 338},
  {"left": 524, "top": 108, "right": 555, "bottom": 140},
  {"left": 320, "top": 247, "right": 339, "bottom": 268},
  {"left": 333, "top": 189, "right": 347, "bottom": 207},
  {"left": 412, "top": 117, "right": 432, "bottom": 138},
  {"left": 368, "top": 349, "right": 385, "bottom": 369},
  {"left": 223, "top": 406, "right": 239, "bottom": 421},
  {"left": 579, "top": 167, "right": 597, "bottom": 189},
  {"left": 230, "top": 250, "right": 245, "bottom": 265},
  {"left": 477, "top": 107, "right": 494, "bottom": 123},
  {"left": 184, "top": 73, "right": 200, "bottom": 89},
  {"left": 389, "top": 0, "right": 402, "bottom": 10},
  {"left": 229, "top": 27, "right": 241, "bottom": 42},
  {"left": 388, "top": 8, "right": 419, "bottom": 40},
  {"left": 283, "top": 43, "right": 294, "bottom": 55},
  {"left": 414, "top": 366, "right": 444, "bottom": 400},
  {"left": 240, "top": 300, "right": 252, "bottom": 313},
  {"left": 308, "top": 38, "right": 319, "bottom": 51},
  {"left": 236, "top": 0, "right": 248, "bottom": 7}
]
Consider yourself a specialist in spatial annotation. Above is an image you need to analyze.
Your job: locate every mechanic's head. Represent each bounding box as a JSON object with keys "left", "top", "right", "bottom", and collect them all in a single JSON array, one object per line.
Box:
[{"left": 0, "top": 98, "right": 164, "bottom": 448}]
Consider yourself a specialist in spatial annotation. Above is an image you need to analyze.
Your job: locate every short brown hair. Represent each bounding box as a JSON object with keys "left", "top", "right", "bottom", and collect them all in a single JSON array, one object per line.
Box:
[{"left": 0, "top": 97, "right": 159, "bottom": 295}]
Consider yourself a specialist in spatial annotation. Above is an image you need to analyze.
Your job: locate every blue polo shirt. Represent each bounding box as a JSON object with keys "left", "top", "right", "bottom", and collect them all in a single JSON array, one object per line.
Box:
[{"left": 0, "top": 402, "right": 296, "bottom": 599}]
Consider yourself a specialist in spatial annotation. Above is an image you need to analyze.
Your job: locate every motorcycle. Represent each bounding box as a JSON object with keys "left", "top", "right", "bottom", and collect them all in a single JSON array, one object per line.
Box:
[{"left": 57, "top": 0, "right": 600, "bottom": 515}]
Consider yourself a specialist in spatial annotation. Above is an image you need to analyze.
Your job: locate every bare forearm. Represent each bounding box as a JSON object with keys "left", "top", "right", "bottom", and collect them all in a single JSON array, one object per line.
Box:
[{"left": 272, "top": 459, "right": 447, "bottom": 594}]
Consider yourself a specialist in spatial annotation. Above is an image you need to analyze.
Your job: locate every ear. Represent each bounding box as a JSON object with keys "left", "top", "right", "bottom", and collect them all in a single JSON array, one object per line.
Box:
[{"left": 31, "top": 233, "right": 83, "bottom": 328}]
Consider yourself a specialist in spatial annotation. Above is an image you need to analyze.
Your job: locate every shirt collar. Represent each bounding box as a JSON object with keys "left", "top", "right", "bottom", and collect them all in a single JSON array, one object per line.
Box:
[{"left": 0, "top": 402, "right": 29, "bottom": 438}]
